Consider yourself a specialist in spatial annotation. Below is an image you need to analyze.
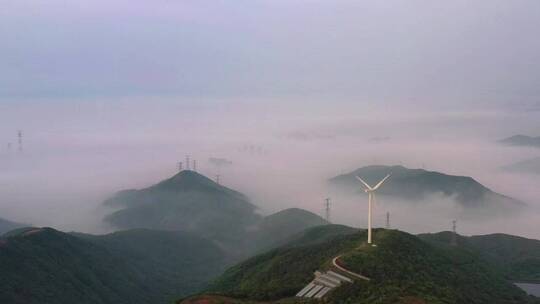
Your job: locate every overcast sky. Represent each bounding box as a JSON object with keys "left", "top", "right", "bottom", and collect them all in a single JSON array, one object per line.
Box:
[{"left": 1, "top": 0, "right": 540, "bottom": 109}]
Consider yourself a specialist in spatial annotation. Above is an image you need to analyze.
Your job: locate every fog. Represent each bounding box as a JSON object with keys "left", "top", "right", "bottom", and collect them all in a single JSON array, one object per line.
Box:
[
  {"left": 1, "top": 101, "right": 539, "bottom": 238},
  {"left": 1, "top": 1, "right": 540, "bottom": 239}
]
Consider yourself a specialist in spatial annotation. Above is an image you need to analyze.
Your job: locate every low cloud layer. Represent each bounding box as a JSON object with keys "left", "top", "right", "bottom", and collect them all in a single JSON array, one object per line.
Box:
[{"left": 1, "top": 100, "right": 540, "bottom": 239}]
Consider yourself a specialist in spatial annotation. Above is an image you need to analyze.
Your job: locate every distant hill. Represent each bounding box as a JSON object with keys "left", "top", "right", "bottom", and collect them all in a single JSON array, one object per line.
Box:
[
  {"left": 503, "top": 157, "right": 540, "bottom": 175},
  {"left": 0, "top": 227, "right": 228, "bottom": 304},
  {"left": 420, "top": 231, "right": 540, "bottom": 282},
  {"left": 250, "top": 208, "right": 328, "bottom": 252},
  {"left": 330, "top": 165, "right": 525, "bottom": 210},
  {"left": 201, "top": 226, "right": 535, "bottom": 304},
  {"left": 0, "top": 217, "right": 27, "bottom": 235},
  {"left": 104, "top": 172, "right": 331, "bottom": 256},
  {"left": 104, "top": 170, "right": 262, "bottom": 249},
  {"left": 281, "top": 224, "right": 358, "bottom": 248},
  {"left": 499, "top": 135, "right": 540, "bottom": 148}
]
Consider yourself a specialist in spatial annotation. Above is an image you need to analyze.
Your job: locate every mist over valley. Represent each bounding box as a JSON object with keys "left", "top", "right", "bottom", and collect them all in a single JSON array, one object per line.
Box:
[{"left": 2, "top": 1, "right": 540, "bottom": 303}]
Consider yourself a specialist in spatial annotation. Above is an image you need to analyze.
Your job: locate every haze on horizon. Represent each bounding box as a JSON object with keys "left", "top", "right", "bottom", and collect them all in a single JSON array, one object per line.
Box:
[{"left": 1, "top": 1, "right": 540, "bottom": 239}]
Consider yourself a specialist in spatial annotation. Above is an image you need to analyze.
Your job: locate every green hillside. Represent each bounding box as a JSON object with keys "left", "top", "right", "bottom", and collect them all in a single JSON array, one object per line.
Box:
[
  {"left": 208, "top": 225, "right": 362, "bottom": 300},
  {"left": 178, "top": 295, "right": 315, "bottom": 304},
  {"left": 420, "top": 231, "right": 540, "bottom": 282},
  {"left": 330, "top": 165, "right": 525, "bottom": 210},
  {"left": 0, "top": 227, "right": 228, "bottom": 304},
  {"left": 206, "top": 226, "right": 537, "bottom": 304}
]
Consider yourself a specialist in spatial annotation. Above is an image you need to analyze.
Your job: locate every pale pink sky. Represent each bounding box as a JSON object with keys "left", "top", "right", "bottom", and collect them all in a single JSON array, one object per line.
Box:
[{"left": 1, "top": 0, "right": 540, "bottom": 238}]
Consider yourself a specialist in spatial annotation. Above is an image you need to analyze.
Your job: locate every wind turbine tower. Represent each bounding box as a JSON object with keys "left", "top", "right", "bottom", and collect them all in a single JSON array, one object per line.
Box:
[{"left": 356, "top": 173, "right": 391, "bottom": 245}]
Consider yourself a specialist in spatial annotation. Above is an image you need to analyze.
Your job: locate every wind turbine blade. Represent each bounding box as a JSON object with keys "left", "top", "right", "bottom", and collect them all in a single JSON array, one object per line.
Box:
[
  {"left": 355, "top": 176, "right": 373, "bottom": 190},
  {"left": 372, "top": 174, "right": 391, "bottom": 190}
]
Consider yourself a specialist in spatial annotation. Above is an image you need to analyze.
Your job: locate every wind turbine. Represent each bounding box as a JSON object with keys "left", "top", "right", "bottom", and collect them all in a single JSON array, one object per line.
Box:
[{"left": 355, "top": 173, "right": 391, "bottom": 245}]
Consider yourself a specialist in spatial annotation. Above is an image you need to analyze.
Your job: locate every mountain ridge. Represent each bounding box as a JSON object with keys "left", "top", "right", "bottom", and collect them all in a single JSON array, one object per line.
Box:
[
  {"left": 503, "top": 157, "right": 540, "bottom": 175},
  {"left": 0, "top": 217, "right": 27, "bottom": 235},
  {"left": 419, "top": 231, "right": 540, "bottom": 282},
  {"left": 330, "top": 165, "right": 525, "bottom": 210},
  {"left": 499, "top": 135, "right": 540, "bottom": 148}
]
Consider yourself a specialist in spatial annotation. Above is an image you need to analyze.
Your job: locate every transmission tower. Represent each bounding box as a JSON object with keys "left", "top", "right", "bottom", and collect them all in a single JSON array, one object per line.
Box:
[
  {"left": 193, "top": 160, "right": 197, "bottom": 172},
  {"left": 386, "top": 212, "right": 390, "bottom": 229},
  {"left": 451, "top": 220, "right": 457, "bottom": 246},
  {"left": 186, "top": 156, "right": 190, "bottom": 170},
  {"left": 178, "top": 162, "right": 183, "bottom": 172},
  {"left": 324, "top": 198, "right": 331, "bottom": 223},
  {"left": 17, "top": 130, "right": 23, "bottom": 153},
  {"left": 216, "top": 174, "right": 220, "bottom": 184}
]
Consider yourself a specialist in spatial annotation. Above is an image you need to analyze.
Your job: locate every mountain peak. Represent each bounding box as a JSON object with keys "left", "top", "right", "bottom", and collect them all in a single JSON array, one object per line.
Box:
[
  {"left": 261, "top": 208, "right": 328, "bottom": 228},
  {"left": 103, "top": 170, "right": 258, "bottom": 242},
  {"left": 152, "top": 170, "right": 243, "bottom": 198},
  {"left": 264, "top": 208, "right": 327, "bottom": 224},
  {"left": 160, "top": 170, "right": 215, "bottom": 186}
]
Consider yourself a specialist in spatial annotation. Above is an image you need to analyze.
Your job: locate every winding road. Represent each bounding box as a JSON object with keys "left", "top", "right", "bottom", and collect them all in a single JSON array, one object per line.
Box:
[{"left": 332, "top": 255, "right": 371, "bottom": 281}]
